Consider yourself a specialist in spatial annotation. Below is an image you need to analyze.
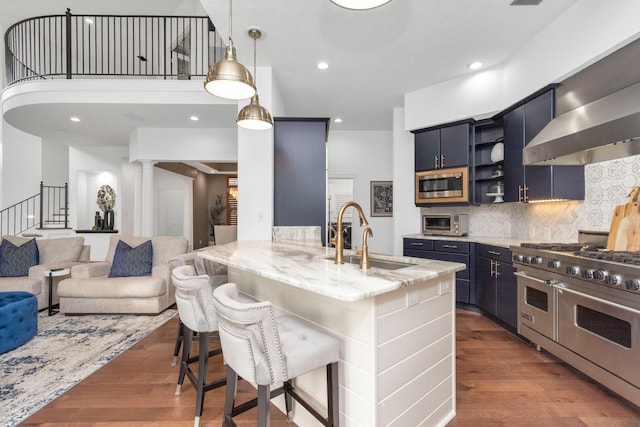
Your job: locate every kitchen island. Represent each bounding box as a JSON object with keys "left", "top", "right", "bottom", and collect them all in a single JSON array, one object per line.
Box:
[{"left": 199, "top": 240, "right": 465, "bottom": 427}]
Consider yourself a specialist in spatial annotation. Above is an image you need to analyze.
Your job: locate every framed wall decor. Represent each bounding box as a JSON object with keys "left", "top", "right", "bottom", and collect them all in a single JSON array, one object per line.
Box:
[{"left": 370, "top": 181, "right": 393, "bottom": 217}]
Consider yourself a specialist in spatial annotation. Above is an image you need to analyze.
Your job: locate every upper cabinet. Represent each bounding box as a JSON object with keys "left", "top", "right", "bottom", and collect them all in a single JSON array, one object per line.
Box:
[
  {"left": 502, "top": 88, "right": 585, "bottom": 203},
  {"left": 414, "top": 122, "right": 471, "bottom": 171}
]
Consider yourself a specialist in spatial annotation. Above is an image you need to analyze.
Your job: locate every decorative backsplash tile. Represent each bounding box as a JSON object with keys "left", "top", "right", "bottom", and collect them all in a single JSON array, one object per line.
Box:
[{"left": 421, "top": 154, "right": 640, "bottom": 242}]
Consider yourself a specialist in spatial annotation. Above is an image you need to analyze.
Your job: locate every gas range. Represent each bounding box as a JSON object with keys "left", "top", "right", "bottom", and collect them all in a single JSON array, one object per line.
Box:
[{"left": 510, "top": 243, "right": 640, "bottom": 295}]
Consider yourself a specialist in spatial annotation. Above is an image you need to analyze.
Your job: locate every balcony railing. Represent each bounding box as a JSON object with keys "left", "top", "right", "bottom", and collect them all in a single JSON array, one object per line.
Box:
[{"left": 4, "top": 9, "right": 224, "bottom": 85}]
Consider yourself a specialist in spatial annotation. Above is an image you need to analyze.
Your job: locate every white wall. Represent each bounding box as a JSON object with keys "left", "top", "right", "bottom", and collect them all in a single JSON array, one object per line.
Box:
[
  {"left": 237, "top": 66, "right": 278, "bottom": 241},
  {"left": 130, "top": 127, "right": 237, "bottom": 162},
  {"left": 392, "top": 108, "right": 420, "bottom": 256},
  {"left": 154, "top": 167, "right": 193, "bottom": 243},
  {"left": 42, "top": 139, "right": 69, "bottom": 185},
  {"left": 69, "top": 146, "right": 128, "bottom": 231},
  {"left": 2, "top": 123, "right": 42, "bottom": 206},
  {"left": 328, "top": 129, "right": 393, "bottom": 255}
]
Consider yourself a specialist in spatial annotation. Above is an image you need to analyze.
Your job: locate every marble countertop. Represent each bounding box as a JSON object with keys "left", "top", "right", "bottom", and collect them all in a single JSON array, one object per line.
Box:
[
  {"left": 198, "top": 240, "right": 465, "bottom": 302},
  {"left": 403, "top": 233, "right": 535, "bottom": 248}
]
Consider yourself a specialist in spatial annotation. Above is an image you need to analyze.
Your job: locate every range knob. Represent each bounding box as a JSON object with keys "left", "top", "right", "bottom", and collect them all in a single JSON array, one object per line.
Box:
[
  {"left": 626, "top": 279, "right": 640, "bottom": 291},
  {"left": 565, "top": 266, "right": 580, "bottom": 275},
  {"left": 523, "top": 256, "right": 533, "bottom": 264},
  {"left": 531, "top": 256, "right": 543, "bottom": 265},
  {"left": 548, "top": 260, "right": 561, "bottom": 269},
  {"left": 513, "top": 254, "right": 524, "bottom": 262},
  {"left": 593, "top": 270, "right": 608, "bottom": 281},
  {"left": 605, "top": 274, "right": 621, "bottom": 286},
  {"left": 581, "top": 269, "right": 594, "bottom": 279}
]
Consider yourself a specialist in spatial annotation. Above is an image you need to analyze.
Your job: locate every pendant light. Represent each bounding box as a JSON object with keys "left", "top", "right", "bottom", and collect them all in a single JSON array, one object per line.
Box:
[
  {"left": 204, "top": 0, "right": 255, "bottom": 100},
  {"left": 237, "top": 29, "right": 273, "bottom": 130},
  {"left": 329, "top": 0, "right": 392, "bottom": 10}
]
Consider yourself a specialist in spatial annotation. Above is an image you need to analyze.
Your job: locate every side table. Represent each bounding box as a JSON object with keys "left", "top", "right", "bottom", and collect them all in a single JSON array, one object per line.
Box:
[{"left": 44, "top": 268, "right": 71, "bottom": 316}]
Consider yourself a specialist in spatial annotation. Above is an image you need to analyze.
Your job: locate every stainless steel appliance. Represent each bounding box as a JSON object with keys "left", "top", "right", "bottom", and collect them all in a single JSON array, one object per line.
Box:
[
  {"left": 512, "top": 242, "right": 640, "bottom": 407},
  {"left": 415, "top": 167, "right": 468, "bottom": 204},
  {"left": 421, "top": 213, "right": 468, "bottom": 236}
]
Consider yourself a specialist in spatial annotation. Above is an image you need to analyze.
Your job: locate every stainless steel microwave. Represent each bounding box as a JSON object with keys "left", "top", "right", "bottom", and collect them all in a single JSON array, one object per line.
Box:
[
  {"left": 422, "top": 213, "right": 469, "bottom": 236},
  {"left": 415, "top": 167, "right": 469, "bottom": 204}
]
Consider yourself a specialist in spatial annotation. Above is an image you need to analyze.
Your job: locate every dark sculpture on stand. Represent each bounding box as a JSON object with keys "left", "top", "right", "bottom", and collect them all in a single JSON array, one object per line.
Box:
[{"left": 96, "top": 185, "right": 116, "bottom": 231}]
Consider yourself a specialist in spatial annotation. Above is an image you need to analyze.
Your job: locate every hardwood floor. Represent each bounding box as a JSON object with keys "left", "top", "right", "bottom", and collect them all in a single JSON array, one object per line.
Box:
[{"left": 18, "top": 309, "right": 640, "bottom": 426}]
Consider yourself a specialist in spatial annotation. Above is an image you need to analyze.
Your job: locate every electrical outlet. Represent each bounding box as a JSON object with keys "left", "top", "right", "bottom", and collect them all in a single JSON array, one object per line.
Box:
[
  {"left": 439, "top": 281, "right": 452, "bottom": 295},
  {"left": 406, "top": 290, "right": 420, "bottom": 307}
]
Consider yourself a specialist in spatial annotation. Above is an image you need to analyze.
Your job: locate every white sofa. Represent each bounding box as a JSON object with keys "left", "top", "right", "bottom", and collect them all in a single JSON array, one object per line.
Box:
[
  {"left": 0, "top": 235, "right": 90, "bottom": 310},
  {"left": 58, "top": 235, "right": 189, "bottom": 315}
]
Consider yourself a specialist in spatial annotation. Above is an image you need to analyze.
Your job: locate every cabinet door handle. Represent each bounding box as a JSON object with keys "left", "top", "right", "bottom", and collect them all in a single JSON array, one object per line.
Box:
[
  {"left": 495, "top": 261, "right": 501, "bottom": 277},
  {"left": 518, "top": 185, "right": 523, "bottom": 203},
  {"left": 442, "top": 244, "right": 458, "bottom": 249},
  {"left": 441, "top": 155, "right": 445, "bottom": 168},
  {"left": 524, "top": 186, "right": 529, "bottom": 203},
  {"left": 434, "top": 155, "right": 439, "bottom": 169},
  {"left": 410, "top": 242, "right": 424, "bottom": 246},
  {"left": 490, "top": 259, "right": 495, "bottom": 277},
  {"left": 488, "top": 250, "right": 501, "bottom": 256}
]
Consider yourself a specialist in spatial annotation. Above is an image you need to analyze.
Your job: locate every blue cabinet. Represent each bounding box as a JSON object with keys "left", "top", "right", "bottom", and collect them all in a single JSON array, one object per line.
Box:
[
  {"left": 274, "top": 118, "right": 329, "bottom": 245},
  {"left": 403, "top": 238, "right": 474, "bottom": 304},
  {"left": 414, "top": 122, "right": 471, "bottom": 171},
  {"left": 476, "top": 244, "right": 516, "bottom": 329},
  {"left": 502, "top": 88, "right": 585, "bottom": 203}
]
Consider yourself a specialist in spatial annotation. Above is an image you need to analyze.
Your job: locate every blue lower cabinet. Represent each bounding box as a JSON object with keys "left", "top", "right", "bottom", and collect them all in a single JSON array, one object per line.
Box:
[
  {"left": 476, "top": 244, "right": 516, "bottom": 329},
  {"left": 403, "top": 238, "right": 475, "bottom": 304}
]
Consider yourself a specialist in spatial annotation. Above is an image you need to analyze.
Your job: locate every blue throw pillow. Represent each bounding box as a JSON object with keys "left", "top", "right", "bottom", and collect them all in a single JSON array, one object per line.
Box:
[
  {"left": 0, "top": 238, "right": 40, "bottom": 277},
  {"left": 108, "top": 240, "right": 153, "bottom": 278}
]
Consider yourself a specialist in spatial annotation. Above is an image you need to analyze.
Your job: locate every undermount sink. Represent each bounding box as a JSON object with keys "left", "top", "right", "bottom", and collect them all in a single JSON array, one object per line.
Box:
[{"left": 326, "top": 255, "right": 416, "bottom": 270}]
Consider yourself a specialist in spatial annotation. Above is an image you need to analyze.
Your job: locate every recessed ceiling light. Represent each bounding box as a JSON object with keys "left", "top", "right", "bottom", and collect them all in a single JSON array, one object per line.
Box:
[
  {"left": 190, "top": 116, "right": 199, "bottom": 121},
  {"left": 70, "top": 117, "right": 80, "bottom": 122},
  {"left": 334, "top": 118, "right": 343, "bottom": 123},
  {"left": 317, "top": 62, "right": 329, "bottom": 70},
  {"left": 468, "top": 61, "right": 483, "bottom": 70},
  {"left": 330, "top": 0, "right": 392, "bottom": 10}
]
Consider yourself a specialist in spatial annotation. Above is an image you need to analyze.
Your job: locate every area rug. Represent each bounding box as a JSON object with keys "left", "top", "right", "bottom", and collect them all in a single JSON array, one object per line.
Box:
[{"left": 0, "top": 309, "right": 177, "bottom": 426}]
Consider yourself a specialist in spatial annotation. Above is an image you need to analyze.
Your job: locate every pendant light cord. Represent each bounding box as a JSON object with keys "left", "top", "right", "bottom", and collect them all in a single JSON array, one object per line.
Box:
[
  {"left": 228, "top": 0, "right": 233, "bottom": 44},
  {"left": 253, "top": 33, "right": 257, "bottom": 85}
]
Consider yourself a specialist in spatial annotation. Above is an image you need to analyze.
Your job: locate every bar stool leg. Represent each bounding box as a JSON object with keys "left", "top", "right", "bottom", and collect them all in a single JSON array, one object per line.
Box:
[
  {"left": 223, "top": 366, "right": 238, "bottom": 427},
  {"left": 172, "top": 320, "right": 185, "bottom": 366},
  {"left": 257, "top": 384, "right": 271, "bottom": 427},
  {"left": 175, "top": 325, "right": 194, "bottom": 396},
  {"left": 327, "top": 362, "right": 339, "bottom": 426},
  {"left": 194, "top": 331, "right": 209, "bottom": 427},
  {"left": 284, "top": 380, "right": 294, "bottom": 422}
]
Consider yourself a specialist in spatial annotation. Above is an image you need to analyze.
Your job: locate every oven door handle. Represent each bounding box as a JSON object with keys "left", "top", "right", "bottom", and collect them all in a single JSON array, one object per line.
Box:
[{"left": 514, "top": 271, "right": 556, "bottom": 285}]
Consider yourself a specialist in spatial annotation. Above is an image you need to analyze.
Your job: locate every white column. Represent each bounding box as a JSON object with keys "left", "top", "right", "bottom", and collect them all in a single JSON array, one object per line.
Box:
[
  {"left": 140, "top": 160, "right": 157, "bottom": 237},
  {"left": 133, "top": 162, "right": 143, "bottom": 236}
]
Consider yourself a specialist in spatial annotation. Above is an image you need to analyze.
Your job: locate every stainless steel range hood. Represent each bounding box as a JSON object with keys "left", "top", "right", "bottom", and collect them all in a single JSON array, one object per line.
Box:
[
  {"left": 523, "top": 37, "right": 640, "bottom": 166},
  {"left": 523, "top": 82, "right": 640, "bottom": 165}
]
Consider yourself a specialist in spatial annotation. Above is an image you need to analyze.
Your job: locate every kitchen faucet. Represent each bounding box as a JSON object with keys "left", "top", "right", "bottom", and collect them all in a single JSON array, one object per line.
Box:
[{"left": 333, "top": 201, "right": 369, "bottom": 264}]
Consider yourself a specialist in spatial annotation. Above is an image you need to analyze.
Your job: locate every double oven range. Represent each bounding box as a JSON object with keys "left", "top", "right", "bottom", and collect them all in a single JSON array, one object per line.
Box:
[{"left": 511, "top": 242, "right": 640, "bottom": 407}]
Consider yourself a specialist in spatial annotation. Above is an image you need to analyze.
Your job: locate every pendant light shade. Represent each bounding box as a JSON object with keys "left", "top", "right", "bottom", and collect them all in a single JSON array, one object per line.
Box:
[
  {"left": 203, "top": 0, "right": 255, "bottom": 100},
  {"left": 329, "top": 0, "right": 392, "bottom": 10},
  {"left": 236, "top": 28, "right": 273, "bottom": 130},
  {"left": 237, "top": 94, "right": 273, "bottom": 130}
]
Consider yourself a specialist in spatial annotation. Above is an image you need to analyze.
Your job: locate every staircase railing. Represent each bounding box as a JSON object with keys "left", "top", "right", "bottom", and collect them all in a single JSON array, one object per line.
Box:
[
  {"left": 0, "top": 182, "right": 69, "bottom": 237},
  {"left": 4, "top": 10, "right": 224, "bottom": 85}
]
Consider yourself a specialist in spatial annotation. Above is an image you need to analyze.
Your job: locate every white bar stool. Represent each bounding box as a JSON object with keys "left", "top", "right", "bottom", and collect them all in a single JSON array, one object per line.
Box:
[
  {"left": 212, "top": 282, "right": 340, "bottom": 427},
  {"left": 171, "top": 264, "right": 226, "bottom": 427}
]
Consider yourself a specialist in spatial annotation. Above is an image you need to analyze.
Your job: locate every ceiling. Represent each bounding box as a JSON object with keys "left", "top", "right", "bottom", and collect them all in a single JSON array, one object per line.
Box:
[{"left": 0, "top": 0, "right": 580, "bottom": 146}]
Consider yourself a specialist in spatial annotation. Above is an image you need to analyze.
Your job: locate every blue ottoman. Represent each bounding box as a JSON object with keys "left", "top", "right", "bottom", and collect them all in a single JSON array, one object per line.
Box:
[{"left": 0, "top": 291, "right": 38, "bottom": 354}]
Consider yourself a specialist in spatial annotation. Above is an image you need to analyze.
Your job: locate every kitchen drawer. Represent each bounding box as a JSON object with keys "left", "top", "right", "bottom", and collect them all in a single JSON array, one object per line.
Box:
[
  {"left": 425, "top": 252, "right": 470, "bottom": 279},
  {"left": 403, "top": 238, "right": 434, "bottom": 251},
  {"left": 476, "top": 244, "right": 512, "bottom": 263},
  {"left": 434, "top": 240, "right": 470, "bottom": 254}
]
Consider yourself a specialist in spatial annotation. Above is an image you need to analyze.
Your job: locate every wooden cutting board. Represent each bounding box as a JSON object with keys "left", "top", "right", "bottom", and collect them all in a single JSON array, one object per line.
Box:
[{"left": 607, "top": 186, "right": 640, "bottom": 251}]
